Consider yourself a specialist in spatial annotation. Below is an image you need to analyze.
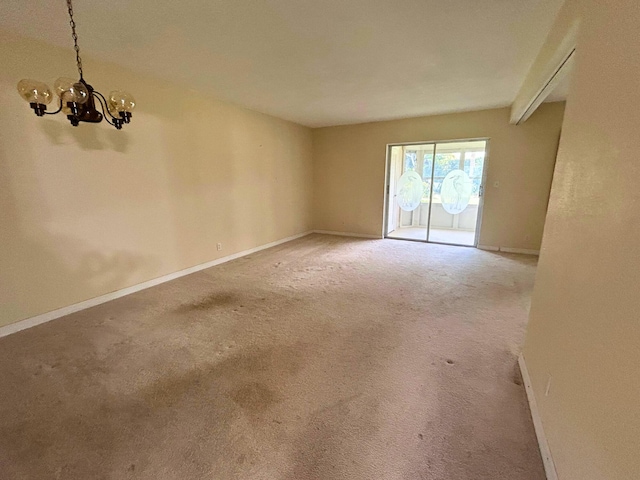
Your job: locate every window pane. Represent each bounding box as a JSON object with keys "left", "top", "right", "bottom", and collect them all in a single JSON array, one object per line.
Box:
[
  {"left": 434, "top": 153, "right": 460, "bottom": 177},
  {"left": 404, "top": 151, "right": 417, "bottom": 171},
  {"left": 463, "top": 152, "right": 484, "bottom": 199},
  {"left": 464, "top": 151, "right": 485, "bottom": 178},
  {"left": 422, "top": 154, "right": 433, "bottom": 178}
]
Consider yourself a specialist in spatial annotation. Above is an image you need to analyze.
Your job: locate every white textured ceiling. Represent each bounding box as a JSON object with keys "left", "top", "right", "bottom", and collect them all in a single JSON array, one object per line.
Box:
[{"left": 0, "top": 0, "right": 564, "bottom": 127}]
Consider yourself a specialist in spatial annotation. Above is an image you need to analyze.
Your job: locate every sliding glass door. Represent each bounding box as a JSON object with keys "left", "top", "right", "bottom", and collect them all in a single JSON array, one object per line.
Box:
[{"left": 385, "top": 140, "right": 487, "bottom": 247}]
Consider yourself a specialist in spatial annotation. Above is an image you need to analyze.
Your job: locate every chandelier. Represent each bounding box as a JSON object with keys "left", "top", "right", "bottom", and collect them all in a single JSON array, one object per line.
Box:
[{"left": 16, "top": 0, "right": 135, "bottom": 129}]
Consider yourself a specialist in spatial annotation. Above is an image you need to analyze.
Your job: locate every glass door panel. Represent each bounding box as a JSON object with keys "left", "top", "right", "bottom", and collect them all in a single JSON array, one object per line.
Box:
[
  {"left": 386, "top": 144, "right": 435, "bottom": 241},
  {"left": 427, "top": 141, "right": 486, "bottom": 246}
]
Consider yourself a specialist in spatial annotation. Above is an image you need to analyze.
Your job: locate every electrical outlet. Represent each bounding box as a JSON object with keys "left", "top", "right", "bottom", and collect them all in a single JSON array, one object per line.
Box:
[{"left": 217, "top": 243, "right": 222, "bottom": 251}]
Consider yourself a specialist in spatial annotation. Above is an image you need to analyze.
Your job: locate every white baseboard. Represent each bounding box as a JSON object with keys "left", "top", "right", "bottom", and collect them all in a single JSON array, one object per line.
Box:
[
  {"left": 519, "top": 353, "right": 558, "bottom": 480},
  {"left": 477, "top": 245, "right": 540, "bottom": 255},
  {"left": 313, "top": 230, "right": 382, "bottom": 239},
  {"left": 501, "top": 247, "right": 540, "bottom": 256},
  {"left": 0, "top": 231, "right": 313, "bottom": 339}
]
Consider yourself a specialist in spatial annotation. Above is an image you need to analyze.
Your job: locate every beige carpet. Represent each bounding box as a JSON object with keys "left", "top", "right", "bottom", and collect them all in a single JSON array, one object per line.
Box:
[{"left": 0, "top": 234, "right": 544, "bottom": 479}]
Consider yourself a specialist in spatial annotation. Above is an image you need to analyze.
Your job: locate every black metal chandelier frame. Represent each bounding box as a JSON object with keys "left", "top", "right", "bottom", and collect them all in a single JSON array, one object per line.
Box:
[{"left": 19, "top": 0, "right": 134, "bottom": 129}]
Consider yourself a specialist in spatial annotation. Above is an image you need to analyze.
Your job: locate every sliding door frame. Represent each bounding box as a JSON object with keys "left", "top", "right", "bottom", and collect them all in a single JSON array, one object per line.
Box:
[{"left": 383, "top": 137, "right": 491, "bottom": 247}]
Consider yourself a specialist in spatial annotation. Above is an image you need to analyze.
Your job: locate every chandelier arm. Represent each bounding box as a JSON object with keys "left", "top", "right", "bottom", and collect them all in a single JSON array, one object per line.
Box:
[
  {"left": 43, "top": 98, "right": 64, "bottom": 116},
  {"left": 92, "top": 93, "right": 117, "bottom": 126},
  {"left": 92, "top": 90, "right": 120, "bottom": 122}
]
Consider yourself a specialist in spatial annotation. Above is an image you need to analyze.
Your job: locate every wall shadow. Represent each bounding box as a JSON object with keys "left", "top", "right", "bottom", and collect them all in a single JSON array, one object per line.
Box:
[
  {"left": 0, "top": 113, "right": 152, "bottom": 326},
  {"left": 38, "top": 118, "right": 131, "bottom": 153}
]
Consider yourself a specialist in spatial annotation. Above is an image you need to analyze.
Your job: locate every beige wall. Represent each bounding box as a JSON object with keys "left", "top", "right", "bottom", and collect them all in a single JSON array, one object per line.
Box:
[
  {"left": 0, "top": 32, "right": 313, "bottom": 327},
  {"left": 312, "top": 103, "right": 565, "bottom": 249},
  {"left": 522, "top": 1, "right": 640, "bottom": 479}
]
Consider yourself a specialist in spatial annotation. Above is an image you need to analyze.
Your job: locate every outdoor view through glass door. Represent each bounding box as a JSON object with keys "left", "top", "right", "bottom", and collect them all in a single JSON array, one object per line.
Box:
[{"left": 385, "top": 140, "right": 487, "bottom": 246}]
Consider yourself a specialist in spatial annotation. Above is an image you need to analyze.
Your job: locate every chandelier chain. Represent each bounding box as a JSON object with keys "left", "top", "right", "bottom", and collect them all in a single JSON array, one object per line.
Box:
[{"left": 66, "top": 0, "right": 83, "bottom": 79}]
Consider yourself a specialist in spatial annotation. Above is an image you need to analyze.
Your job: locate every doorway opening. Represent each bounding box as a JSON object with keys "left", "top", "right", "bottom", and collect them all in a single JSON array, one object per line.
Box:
[{"left": 384, "top": 139, "right": 488, "bottom": 247}]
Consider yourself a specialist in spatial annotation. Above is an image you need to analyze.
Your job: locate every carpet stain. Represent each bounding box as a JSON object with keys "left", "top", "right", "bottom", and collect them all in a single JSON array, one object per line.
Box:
[
  {"left": 230, "top": 382, "right": 279, "bottom": 412},
  {"left": 513, "top": 361, "right": 524, "bottom": 386},
  {"left": 141, "top": 344, "right": 305, "bottom": 410},
  {"left": 175, "top": 291, "right": 238, "bottom": 312}
]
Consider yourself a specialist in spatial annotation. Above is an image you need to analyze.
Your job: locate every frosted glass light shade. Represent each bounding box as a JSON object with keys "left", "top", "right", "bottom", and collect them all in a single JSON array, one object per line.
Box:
[
  {"left": 54, "top": 77, "right": 89, "bottom": 104},
  {"left": 108, "top": 91, "right": 136, "bottom": 113},
  {"left": 106, "top": 104, "right": 120, "bottom": 118},
  {"left": 17, "top": 79, "right": 53, "bottom": 104}
]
